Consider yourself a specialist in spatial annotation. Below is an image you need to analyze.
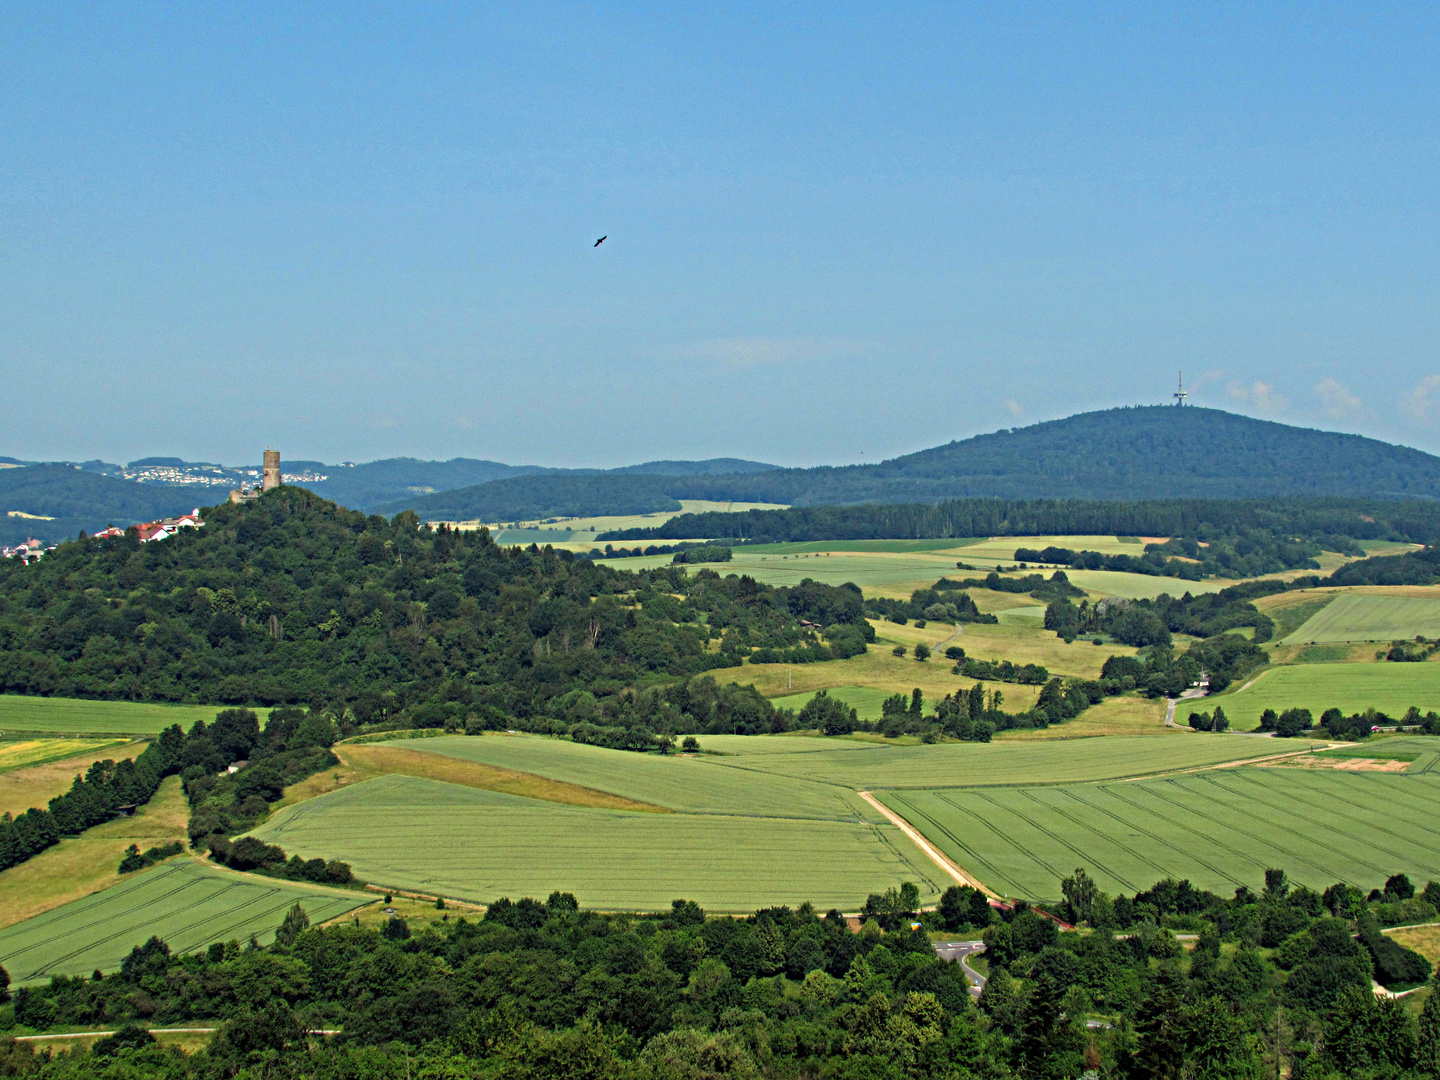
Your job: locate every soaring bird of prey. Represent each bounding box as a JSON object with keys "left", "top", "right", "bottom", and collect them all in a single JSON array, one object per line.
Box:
[{"left": 594, "top": 235, "right": 607, "bottom": 247}]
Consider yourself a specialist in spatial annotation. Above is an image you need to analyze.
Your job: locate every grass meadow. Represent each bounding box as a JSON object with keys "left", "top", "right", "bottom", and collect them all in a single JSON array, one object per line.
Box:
[
  {"left": 0, "top": 859, "right": 369, "bottom": 984},
  {"left": 1281, "top": 593, "right": 1440, "bottom": 644},
  {"left": 0, "top": 776, "right": 191, "bottom": 929},
  {"left": 1202, "top": 664, "right": 1440, "bottom": 729},
  {"left": 0, "top": 695, "right": 247, "bottom": 736},
  {"left": 248, "top": 774, "right": 945, "bottom": 912},
  {"left": 880, "top": 767, "right": 1440, "bottom": 901}
]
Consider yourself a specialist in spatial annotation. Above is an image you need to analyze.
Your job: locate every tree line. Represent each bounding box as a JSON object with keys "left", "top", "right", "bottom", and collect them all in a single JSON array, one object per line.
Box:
[{"left": 7, "top": 864, "right": 1440, "bottom": 1078}]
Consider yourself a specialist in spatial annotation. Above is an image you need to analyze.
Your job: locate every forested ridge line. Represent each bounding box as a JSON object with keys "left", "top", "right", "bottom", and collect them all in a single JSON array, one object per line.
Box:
[{"left": 396, "top": 405, "right": 1440, "bottom": 522}]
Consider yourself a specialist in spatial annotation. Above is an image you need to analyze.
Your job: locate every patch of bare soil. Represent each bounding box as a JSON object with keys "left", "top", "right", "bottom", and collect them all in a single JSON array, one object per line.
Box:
[{"left": 1257, "top": 755, "right": 1409, "bottom": 773}]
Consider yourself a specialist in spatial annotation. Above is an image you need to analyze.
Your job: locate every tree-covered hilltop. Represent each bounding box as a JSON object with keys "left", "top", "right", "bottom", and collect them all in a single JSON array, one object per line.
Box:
[
  {"left": 0, "top": 489, "right": 867, "bottom": 716},
  {"left": 396, "top": 406, "right": 1440, "bottom": 521}
]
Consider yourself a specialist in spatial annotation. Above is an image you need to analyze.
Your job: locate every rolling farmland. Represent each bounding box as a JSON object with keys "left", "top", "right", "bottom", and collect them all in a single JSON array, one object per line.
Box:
[
  {"left": 1281, "top": 593, "right": 1440, "bottom": 643},
  {"left": 0, "top": 859, "right": 369, "bottom": 984},
  {"left": 392, "top": 731, "right": 1273, "bottom": 794},
  {"left": 1203, "top": 664, "right": 1440, "bottom": 729},
  {"left": 0, "top": 695, "right": 246, "bottom": 736},
  {"left": 880, "top": 766, "right": 1440, "bottom": 901},
  {"left": 249, "top": 774, "right": 945, "bottom": 912}
]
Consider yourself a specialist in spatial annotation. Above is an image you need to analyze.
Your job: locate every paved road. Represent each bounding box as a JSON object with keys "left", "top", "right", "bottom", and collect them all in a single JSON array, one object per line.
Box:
[
  {"left": 1164, "top": 687, "right": 1210, "bottom": 729},
  {"left": 933, "top": 940, "right": 987, "bottom": 996}
]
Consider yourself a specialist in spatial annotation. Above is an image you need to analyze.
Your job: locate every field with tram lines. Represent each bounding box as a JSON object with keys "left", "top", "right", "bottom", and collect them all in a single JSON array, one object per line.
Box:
[
  {"left": 879, "top": 766, "right": 1440, "bottom": 901},
  {"left": 0, "top": 859, "right": 368, "bottom": 985}
]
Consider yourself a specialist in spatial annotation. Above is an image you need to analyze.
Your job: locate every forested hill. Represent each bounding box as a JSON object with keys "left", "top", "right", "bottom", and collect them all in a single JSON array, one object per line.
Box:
[
  {"left": 392, "top": 406, "right": 1440, "bottom": 521},
  {"left": 0, "top": 488, "right": 865, "bottom": 717}
]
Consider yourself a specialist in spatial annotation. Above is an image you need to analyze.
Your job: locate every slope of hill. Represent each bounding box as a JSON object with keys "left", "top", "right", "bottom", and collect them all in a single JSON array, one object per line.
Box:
[{"left": 392, "top": 406, "right": 1440, "bottom": 521}]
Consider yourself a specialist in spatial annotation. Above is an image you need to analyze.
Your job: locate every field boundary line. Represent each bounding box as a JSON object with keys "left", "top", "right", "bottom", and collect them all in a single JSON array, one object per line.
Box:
[
  {"left": 858, "top": 790, "right": 996, "bottom": 897},
  {"left": 1116, "top": 744, "right": 1342, "bottom": 782}
]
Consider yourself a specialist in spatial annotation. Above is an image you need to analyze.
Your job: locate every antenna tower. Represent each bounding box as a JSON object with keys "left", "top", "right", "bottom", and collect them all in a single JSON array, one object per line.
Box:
[{"left": 1173, "top": 371, "right": 1187, "bottom": 407}]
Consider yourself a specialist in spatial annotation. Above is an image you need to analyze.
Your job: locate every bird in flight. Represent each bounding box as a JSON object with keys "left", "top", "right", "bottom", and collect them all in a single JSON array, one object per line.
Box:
[{"left": 594, "top": 235, "right": 607, "bottom": 247}]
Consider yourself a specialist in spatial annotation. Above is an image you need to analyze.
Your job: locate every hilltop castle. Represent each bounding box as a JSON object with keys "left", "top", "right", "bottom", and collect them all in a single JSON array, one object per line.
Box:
[{"left": 229, "top": 449, "right": 282, "bottom": 503}]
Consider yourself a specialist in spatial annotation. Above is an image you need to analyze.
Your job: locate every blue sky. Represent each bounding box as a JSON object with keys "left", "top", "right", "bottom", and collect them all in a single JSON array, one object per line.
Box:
[{"left": 3, "top": 3, "right": 1438, "bottom": 467}]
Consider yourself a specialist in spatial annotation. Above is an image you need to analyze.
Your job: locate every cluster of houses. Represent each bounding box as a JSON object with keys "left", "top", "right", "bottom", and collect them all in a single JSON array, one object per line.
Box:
[
  {"left": 3, "top": 509, "right": 205, "bottom": 562},
  {"left": 0, "top": 538, "right": 53, "bottom": 562},
  {"left": 93, "top": 509, "right": 205, "bottom": 544}
]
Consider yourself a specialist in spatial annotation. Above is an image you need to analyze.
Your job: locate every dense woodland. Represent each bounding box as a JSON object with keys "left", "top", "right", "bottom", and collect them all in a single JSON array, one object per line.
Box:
[
  {"left": 0, "top": 490, "right": 866, "bottom": 720},
  {"left": 6, "top": 867, "right": 1440, "bottom": 1079}
]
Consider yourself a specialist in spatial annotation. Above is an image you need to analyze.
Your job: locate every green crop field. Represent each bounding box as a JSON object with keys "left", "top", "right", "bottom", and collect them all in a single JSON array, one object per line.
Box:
[
  {"left": 1202, "top": 664, "right": 1440, "bottom": 730},
  {"left": 397, "top": 731, "right": 1273, "bottom": 796},
  {"left": 249, "top": 774, "right": 945, "bottom": 912},
  {"left": 880, "top": 767, "right": 1440, "bottom": 901},
  {"left": 370, "top": 735, "right": 870, "bottom": 820},
  {"left": 692, "top": 733, "right": 1273, "bottom": 790},
  {"left": 0, "top": 695, "right": 253, "bottom": 736},
  {"left": 1281, "top": 593, "right": 1440, "bottom": 643},
  {"left": 0, "top": 859, "right": 369, "bottom": 985}
]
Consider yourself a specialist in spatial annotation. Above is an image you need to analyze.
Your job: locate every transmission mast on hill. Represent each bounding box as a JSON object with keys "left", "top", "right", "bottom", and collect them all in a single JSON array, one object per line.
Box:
[{"left": 1174, "top": 371, "right": 1187, "bottom": 406}]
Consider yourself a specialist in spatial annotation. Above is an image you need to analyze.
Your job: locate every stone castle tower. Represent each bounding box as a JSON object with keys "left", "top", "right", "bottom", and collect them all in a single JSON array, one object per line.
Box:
[
  {"left": 262, "top": 449, "right": 281, "bottom": 491},
  {"left": 230, "top": 450, "right": 281, "bottom": 503}
]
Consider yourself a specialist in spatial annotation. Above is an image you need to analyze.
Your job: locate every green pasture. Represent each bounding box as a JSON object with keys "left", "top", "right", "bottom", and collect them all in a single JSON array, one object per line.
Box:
[
  {"left": 1203, "top": 664, "right": 1440, "bottom": 730},
  {"left": 1281, "top": 594, "right": 1440, "bottom": 644},
  {"left": 0, "top": 695, "right": 242, "bottom": 736},
  {"left": 249, "top": 774, "right": 944, "bottom": 912},
  {"left": 0, "top": 859, "right": 368, "bottom": 985},
  {"left": 880, "top": 767, "right": 1440, "bottom": 901},
  {"left": 769, "top": 685, "right": 895, "bottom": 720}
]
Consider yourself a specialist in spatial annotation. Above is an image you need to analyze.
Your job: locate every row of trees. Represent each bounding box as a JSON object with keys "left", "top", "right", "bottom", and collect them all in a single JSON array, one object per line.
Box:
[
  {"left": 601, "top": 492, "right": 1440, "bottom": 549},
  {"left": 9, "top": 867, "right": 1440, "bottom": 1079}
]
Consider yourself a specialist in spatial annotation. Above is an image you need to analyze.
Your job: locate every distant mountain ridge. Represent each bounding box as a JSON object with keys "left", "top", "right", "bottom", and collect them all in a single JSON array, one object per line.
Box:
[
  {"left": 9, "top": 407, "right": 1440, "bottom": 540},
  {"left": 390, "top": 406, "right": 1440, "bottom": 521}
]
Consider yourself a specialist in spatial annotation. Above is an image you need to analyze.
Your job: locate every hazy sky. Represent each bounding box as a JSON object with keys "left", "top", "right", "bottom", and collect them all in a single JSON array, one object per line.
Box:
[{"left": 4, "top": 3, "right": 1439, "bottom": 467}]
